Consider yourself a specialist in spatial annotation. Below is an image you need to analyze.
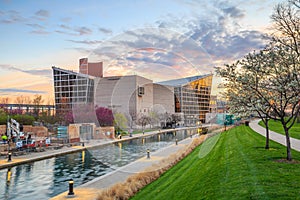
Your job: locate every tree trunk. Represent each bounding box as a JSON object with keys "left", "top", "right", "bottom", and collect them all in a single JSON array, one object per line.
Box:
[
  {"left": 265, "top": 118, "right": 270, "bottom": 149},
  {"left": 283, "top": 124, "right": 292, "bottom": 161}
]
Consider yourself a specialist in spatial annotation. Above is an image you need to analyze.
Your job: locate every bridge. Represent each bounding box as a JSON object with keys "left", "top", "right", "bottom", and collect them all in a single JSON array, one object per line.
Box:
[{"left": 0, "top": 104, "right": 55, "bottom": 115}]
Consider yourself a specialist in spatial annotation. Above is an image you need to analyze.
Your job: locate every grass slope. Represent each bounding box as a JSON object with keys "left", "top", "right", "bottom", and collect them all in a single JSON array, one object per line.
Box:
[
  {"left": 131, "top": 126, "right": 300, "bottom": 200},
  {"left": 258, "top": 119, "right": 300, "bottom": 139}
]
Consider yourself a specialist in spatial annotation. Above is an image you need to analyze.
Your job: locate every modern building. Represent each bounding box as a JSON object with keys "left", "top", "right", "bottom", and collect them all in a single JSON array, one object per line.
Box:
[
  {"left": 158, "top": 74, "right": 212, "bottom": 125},
  {"left": 52, "top": 59, "right": 213, "bottom": 126},
  {"left": 52, "top": 66, "right": 95, "bottom": 114},
  {"left": 94, "top": 75, "right": 174, "bottom": 120}
]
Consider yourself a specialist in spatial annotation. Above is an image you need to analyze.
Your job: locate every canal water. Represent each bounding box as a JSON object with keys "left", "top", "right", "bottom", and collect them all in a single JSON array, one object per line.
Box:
[{"left": 0, "top": 129, "right": 194, "bottom": 200}]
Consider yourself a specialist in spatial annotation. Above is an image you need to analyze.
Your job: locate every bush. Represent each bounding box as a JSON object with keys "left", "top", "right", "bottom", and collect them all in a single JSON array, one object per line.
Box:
[
  {"left": 11, "top": 114, "right": 35, "bottom": 125},
  {"left": 0, "top": 114, "right": 7, "bottom": 125}
]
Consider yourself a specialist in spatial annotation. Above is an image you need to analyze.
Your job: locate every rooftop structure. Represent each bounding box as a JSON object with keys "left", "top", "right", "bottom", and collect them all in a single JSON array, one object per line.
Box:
[{"left": 79, "top": 58, "right": 103, "bottom": 78}]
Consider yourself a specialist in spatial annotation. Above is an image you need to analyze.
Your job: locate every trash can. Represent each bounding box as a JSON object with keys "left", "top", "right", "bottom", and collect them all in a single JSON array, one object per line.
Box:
[{"left": 245, "top": 121, "right": 249, "bottom": 126}]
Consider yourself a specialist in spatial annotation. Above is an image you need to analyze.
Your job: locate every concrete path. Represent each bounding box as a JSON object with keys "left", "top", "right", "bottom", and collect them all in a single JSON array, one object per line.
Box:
[{"left": 249, "top": 119, "right": 300, "bottom": 152}]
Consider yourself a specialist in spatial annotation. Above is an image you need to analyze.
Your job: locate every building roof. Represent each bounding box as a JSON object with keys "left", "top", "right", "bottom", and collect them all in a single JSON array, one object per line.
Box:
[
  {"left": 157, "top": 74, "right": 211, "bottom": 87},
  {"left": 52, "top": 66, "right": 95, "bottom": 79}
]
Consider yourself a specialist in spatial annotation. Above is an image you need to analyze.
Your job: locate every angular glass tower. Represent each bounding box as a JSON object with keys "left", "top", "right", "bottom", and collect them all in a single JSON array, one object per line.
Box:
[
  {"left": 52, "top": 67, "right": 95, "bottom": 114},
  {"left": 158, "top": 74, "right": 213, "bottom": 125}
]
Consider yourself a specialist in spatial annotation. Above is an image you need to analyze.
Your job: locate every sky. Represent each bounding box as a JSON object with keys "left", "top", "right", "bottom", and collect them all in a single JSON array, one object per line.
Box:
[{"left": 0, "top": 0, "right": 284, "bottom": 103}]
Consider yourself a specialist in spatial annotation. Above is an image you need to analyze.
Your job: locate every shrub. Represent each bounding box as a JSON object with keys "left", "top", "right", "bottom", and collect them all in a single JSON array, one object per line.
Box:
[{"left": 11, "top": 114, "right": 35, "bottom": 125}]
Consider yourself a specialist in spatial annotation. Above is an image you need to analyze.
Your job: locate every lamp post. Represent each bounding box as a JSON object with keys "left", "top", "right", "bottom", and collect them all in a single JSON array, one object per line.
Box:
[
  {"left": 7, "top": 116, "right": 12, "bottom": 162},
  {"left": 223, "top": 110, "right": 227, "bottom": 131}
]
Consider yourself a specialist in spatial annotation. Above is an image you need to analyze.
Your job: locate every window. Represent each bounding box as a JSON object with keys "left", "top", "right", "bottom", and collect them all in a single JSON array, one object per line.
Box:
[{"left": 138, "top": 86, "right": 145, "bottom": 96}]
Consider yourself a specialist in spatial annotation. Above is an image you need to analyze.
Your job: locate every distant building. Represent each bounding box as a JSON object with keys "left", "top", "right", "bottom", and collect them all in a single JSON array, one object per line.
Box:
[
  {"left": 52, "top": 59, "right": 213, "bottom": 126},
  {"left": 79, "top": 58, "right": 103, "bottom": 78}
]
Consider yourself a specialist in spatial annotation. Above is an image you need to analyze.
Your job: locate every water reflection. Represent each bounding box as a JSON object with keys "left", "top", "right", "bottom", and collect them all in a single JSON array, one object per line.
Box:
[{"left": 0, "top": 129, "right": 195, "bottom": 200}]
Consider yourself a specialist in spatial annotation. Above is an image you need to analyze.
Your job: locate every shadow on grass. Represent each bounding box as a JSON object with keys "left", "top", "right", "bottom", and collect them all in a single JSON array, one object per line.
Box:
[
  {"left": 273, "top": 158, "right": 300, "bottom": 164},
  {"left": 253, "top": 146, "right": 280, "bottom": 150}
]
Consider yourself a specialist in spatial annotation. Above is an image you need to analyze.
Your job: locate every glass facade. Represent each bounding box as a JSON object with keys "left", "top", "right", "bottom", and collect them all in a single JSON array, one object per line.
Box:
[
  {"left": 174, "top": 75, "right": 212, "bottom": 125},
  {"left": 52, "top": 67, "right": 95, "bottom": 114}
]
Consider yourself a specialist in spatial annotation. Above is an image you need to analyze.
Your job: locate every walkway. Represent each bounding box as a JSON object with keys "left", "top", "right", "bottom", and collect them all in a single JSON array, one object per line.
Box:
[{"left": 249, "top": 119, "right": 300, "bottom": 152}]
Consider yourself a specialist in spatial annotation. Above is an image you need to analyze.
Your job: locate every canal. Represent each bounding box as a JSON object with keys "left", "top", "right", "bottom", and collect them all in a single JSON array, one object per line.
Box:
[{"left": 0, "top": 129, "right": 195, "bottom": 200}]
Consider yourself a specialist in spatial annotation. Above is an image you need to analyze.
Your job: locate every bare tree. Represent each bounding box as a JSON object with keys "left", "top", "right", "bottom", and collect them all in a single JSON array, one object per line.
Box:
[
  {"left": 128, "top": 110, "right": 137, "bottom": 129},
  {"left": 32, "top": 94, "right": 44, "bottom": 117},
  {"left": 15, "top": 95, "right": 26, "bottom": 105},
  {"left": 23, "top": 96, "right": 32, "bottom": 104},
  {"left": 158, "top": 112, "right": 172, "bottom": 128},
  {"left": 171, "top": 114, "right": 182, "bottom": 127},
  {"left": 137, "top": 114, "right": 151, "bottom": 131},
  {"left": 0, "top": 97, "right": 10, "bottom": 104}
]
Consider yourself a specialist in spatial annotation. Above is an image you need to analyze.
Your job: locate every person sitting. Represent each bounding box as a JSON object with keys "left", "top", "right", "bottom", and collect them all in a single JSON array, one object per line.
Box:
[{"left": 1, "top": 134, "right": 8, "bottom": 143}]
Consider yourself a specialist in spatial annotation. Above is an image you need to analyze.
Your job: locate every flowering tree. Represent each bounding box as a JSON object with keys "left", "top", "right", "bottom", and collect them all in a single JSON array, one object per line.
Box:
[
  {"left": 64, "top": 110, "right": 74, "bottom": 124},
  {"left": 217, "top": 0, "right": 300, "bottom": 161},
  {"left": 216, "top": 56, "right": 273, "bottom": 149},
  {"left": 95, "top": 106, "right": 114, "bottom": 126},
  {"left": 217, "top": 45, "right": 300, "bottom": 161}
]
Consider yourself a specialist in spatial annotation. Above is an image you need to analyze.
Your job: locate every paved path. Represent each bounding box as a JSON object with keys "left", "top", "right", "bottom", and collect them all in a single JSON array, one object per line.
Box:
[{"left": 249, "top": 119, "right": 300, "bottom": 152}]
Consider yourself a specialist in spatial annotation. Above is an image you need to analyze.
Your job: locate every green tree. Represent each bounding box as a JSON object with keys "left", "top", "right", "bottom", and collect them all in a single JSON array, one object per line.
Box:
[
  {"left": 12, "top": 114, "right": 35, "bottom": 125},
  {"left": 114, "top": 112, "right": 128, "bottom": 133},
  {"left": 149, "top": 111, "right": 159, "bottom": 128}
]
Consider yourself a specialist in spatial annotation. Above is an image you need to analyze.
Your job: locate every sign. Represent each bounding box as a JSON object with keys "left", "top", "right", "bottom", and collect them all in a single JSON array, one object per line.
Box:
[
  {"left": 45, "top": 138, "right": 51, "bottom": 145},
  {"left": 16, "top": 141, "right": 23, "bottom": 148}
]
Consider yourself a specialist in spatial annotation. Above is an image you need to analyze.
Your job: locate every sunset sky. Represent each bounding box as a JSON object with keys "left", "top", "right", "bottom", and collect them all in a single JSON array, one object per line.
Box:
[{"left": 0, "top": 0, "right": 284, "bottom": 103}]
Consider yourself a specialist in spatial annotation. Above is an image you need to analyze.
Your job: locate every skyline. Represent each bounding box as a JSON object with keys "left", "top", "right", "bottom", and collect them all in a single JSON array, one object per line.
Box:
[{"left": 0, "top": 0, "right": 284, "bottom": 101}]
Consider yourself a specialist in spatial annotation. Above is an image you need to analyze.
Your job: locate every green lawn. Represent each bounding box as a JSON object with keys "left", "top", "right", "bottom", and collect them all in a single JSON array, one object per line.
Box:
[
  {"left": 131, "top": 126, "right": 300, "bottom": 200},
  {"left": 132, "top": 129, "right": 157, "bottom": 134},
  {"left": 258, "top": 119, "right": 300, "bottom": 139}
]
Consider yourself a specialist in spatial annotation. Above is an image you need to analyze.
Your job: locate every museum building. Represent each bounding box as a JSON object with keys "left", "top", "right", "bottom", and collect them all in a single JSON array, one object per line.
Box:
[{"left": 52, "top": 58, "right": 212, "bottom": 126}]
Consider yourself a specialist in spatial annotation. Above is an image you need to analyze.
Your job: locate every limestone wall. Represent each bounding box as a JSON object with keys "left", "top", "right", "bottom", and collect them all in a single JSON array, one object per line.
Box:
[
  {"left": 0, "top": 125, "right": 48, "bottom": 137},
  {"left": 68, "top": 123, "right": 114, "bottom": 142},
  {"left": 68, "top": 124, "right": 80, "bottom": 143},
  {"left": 94, "top": 126, "right": 115, "bottom": 139}
]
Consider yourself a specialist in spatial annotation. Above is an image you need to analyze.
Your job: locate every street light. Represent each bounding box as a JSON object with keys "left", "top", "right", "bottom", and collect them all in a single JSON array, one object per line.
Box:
[{"left": 6, "top": 116, "right": 12, "bottom": 162}]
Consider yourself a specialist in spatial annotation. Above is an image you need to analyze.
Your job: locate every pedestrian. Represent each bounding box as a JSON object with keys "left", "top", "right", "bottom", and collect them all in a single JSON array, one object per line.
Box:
[{"left": 1, "top": 134, "right": 8, "bottom": 143}]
